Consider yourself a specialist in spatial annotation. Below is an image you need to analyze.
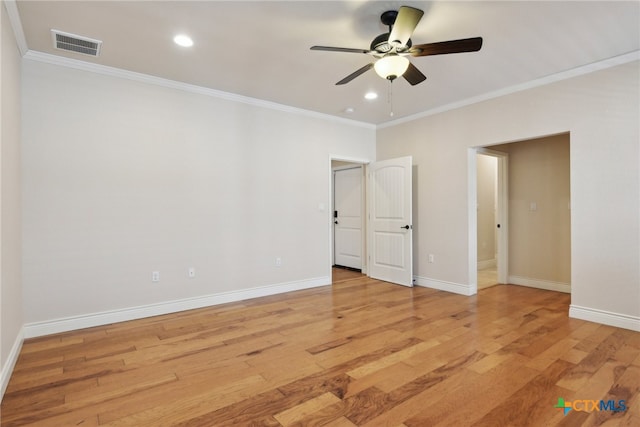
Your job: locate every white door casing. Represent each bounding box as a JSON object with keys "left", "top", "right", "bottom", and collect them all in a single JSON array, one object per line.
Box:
[
  {"left": 368, "top": 156, "right": 413, "bottom": 287},
  {"left": 334, "top": 167, "right": 363, "bottom": 269}
]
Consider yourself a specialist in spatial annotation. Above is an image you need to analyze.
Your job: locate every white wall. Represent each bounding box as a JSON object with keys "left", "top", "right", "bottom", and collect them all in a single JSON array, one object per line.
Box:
[
  {"left": 377, "top": 60, "right": 640, "bottom": 330},
  {"left": 1, "top": 0, "right": 24, "bottom": 397},
  {"left": 21, "top": 59, "right": 375, "bottom": 333}
]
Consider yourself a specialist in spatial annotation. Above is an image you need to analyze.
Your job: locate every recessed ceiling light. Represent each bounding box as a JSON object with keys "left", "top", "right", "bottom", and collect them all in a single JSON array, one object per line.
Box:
[
  {"left": 364, "top": 91, "right": 378, "bottom": 100},
  {"left": 173, "top": 34, "right": 193, "bottom": 47}
]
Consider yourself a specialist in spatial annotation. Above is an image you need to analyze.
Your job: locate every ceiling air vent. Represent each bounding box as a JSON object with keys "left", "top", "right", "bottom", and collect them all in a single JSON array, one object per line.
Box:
[{"left": 51, "top": 30, "right": 102, "bottom": 57}]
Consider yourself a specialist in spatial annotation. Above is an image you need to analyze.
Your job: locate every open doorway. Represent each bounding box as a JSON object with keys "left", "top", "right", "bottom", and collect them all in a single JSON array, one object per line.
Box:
[
  {"left": 471, "top": 133, "right": 571, "bottom": 295},
  {"left": 333, "top": 164, "right": 364, "bottom": 271},
  {"left": 329, "top": 156, "right": 414, "bottom": 287},
  {"left": 330, "top": 158, "right": 367, "bottom": 283}
]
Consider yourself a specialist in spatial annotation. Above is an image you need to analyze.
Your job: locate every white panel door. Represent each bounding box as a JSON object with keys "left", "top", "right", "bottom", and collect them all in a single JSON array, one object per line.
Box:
[
  {"left": 368, "top": 156, "right": 413, "bottom": 286},
  {"left": 334, "top": 167, "right": 362, "bottom": 269}
]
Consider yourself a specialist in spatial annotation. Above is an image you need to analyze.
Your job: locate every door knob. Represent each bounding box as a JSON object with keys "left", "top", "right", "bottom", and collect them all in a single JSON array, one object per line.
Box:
[
  {"left": 401, "top": 225, "right": 411, "bottom": 229},
  {"left": 334, "top": 220, "right": 339, "bottom": 225}
]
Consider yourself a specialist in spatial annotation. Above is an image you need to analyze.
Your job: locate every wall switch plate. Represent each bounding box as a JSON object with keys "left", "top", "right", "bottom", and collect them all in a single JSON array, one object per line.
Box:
[
  {"left": 428, "top": 254, "right": 435, "bottom": 263},
  {"left": 152, "top": 271, "right": 160, "bottom": 282},
  {"left": 276, "top": 257, "right": 282, "bottom": 267},
  {"left": 188, "top": 268, "right": 195, "bottom": 278}
]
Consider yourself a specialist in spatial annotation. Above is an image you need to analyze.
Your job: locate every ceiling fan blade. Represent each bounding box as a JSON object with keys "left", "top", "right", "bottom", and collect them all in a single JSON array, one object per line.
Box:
[
  {"left": 336, "top": 63, "right": 374, "bottom": 85},
  {"left": 388, "top": 6, "right": 424, "bottom": 47},
  {"left": 409, "top": 37, "right": 483, "bottom": 57},
  {"left": 311, "top": 46, "right": 370, "bottom": 54},
  {"left": 403, "top": 62, "right": 427, "bottom": 86}
]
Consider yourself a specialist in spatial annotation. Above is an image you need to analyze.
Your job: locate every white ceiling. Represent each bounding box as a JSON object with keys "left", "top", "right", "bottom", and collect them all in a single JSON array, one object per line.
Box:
[{"left": 13, "top": 1, "right": 640, "bottom": 125}]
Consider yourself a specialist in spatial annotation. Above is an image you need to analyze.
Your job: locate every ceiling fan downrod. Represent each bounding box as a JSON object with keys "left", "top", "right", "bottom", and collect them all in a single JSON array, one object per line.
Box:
[{"left": 380, "top": 10, "right": 398, "bottom": 32}]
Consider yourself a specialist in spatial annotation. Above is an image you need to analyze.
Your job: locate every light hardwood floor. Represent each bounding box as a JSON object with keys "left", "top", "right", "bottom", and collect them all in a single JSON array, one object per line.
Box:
[
  {"left": 2, "top": 270, "right": 639, "bottom": 426},
  {"left": 477, "top": 266, "right": 498, "bottom": 290}
]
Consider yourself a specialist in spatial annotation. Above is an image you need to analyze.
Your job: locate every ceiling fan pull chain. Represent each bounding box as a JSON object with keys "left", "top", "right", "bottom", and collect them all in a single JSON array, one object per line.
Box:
[{"left": 389, "top": 81, "right": 394, "bottom": 117}]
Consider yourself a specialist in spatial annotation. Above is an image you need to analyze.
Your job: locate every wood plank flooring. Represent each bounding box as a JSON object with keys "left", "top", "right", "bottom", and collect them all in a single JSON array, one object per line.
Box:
[
  {"left": 2, "top": 269, "right": 639, "bottom": 426},
  {"left": 477, "top": 266, "right": 498, "bottom": 290}
]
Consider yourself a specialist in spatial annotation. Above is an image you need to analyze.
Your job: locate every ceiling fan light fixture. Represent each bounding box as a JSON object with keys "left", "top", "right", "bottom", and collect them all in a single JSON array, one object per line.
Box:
[{"left": 374, "top": 54, "right": 409, "bottom": 81}]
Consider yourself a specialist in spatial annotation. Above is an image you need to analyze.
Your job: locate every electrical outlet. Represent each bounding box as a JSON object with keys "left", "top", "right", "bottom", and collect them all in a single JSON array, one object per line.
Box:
[
  {"left": 188, "top": 268, "right": 195, "bottom": 278},
  {"left": 152, "top": 271, "right": 160, "bottom": 282},
  {"left": 276, "top": 257, "right": 282, "bottom": 267}
]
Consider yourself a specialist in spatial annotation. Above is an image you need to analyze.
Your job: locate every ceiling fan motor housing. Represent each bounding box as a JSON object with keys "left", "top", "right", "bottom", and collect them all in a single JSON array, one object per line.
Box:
[
  {"left": 373, "top": 10, "right": 413, "bottom": 53},
  {"left": 371, "top": 33, "right": 412, "bottom": 53}
]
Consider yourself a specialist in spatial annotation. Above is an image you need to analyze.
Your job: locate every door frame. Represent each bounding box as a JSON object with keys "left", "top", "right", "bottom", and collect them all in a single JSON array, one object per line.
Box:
[
  {"left": 469, "top": 147, "right": 509, "bottom": 293},
  {"left": 328, "top": 155, "right": 370, "bottom": 280}
]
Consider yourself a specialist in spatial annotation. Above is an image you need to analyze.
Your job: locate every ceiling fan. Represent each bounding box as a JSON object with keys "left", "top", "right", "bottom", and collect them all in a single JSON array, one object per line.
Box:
[{"left": 311, "top": 6, "right": 483, "bottom": 86}]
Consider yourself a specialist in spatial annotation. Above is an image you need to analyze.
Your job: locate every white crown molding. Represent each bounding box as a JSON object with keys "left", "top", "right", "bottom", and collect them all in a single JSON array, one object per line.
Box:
[
  {"left": 22, "top": 50, "right": 376, "bottom": 130},
  {"left": 24, "top": 276, "right": 330, "bottom": 338},
  {"left": 379, "top": 50, "right": 640, "bottom": 129},
  {"left": 3, "top": 0, "right": 28, "bottom": 55},
  {"left": 570, "top": 305, "right": 640, "bottom": 332},
  {"left": 20, "top": 44, "right": 638, "bottom": 132}
]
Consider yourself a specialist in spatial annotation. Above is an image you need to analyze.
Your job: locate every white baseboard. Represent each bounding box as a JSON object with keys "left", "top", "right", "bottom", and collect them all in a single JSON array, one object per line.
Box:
[
  {"left": 570, "top": 305, "right": 640, "bottom": 332},
  {"left": 413, "top": 275, "right": 474, "bottom": 296},
  {"left": 477, "top": 258, "right": 497, "bottom": 270},
  {"left": 508, "top": 275, "right": 571, "bottom": 293},
  {"left": 1, "top": 326, "right": 24, "bottom": 401},
  {"left": 24, "top": 276, "right": 330, "bottom": 338}
]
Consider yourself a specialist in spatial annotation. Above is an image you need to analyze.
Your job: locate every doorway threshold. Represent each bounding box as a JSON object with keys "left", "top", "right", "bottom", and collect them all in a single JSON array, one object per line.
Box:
[{"left": 332, "top": 265, "right": 362, "bottom": 273}]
